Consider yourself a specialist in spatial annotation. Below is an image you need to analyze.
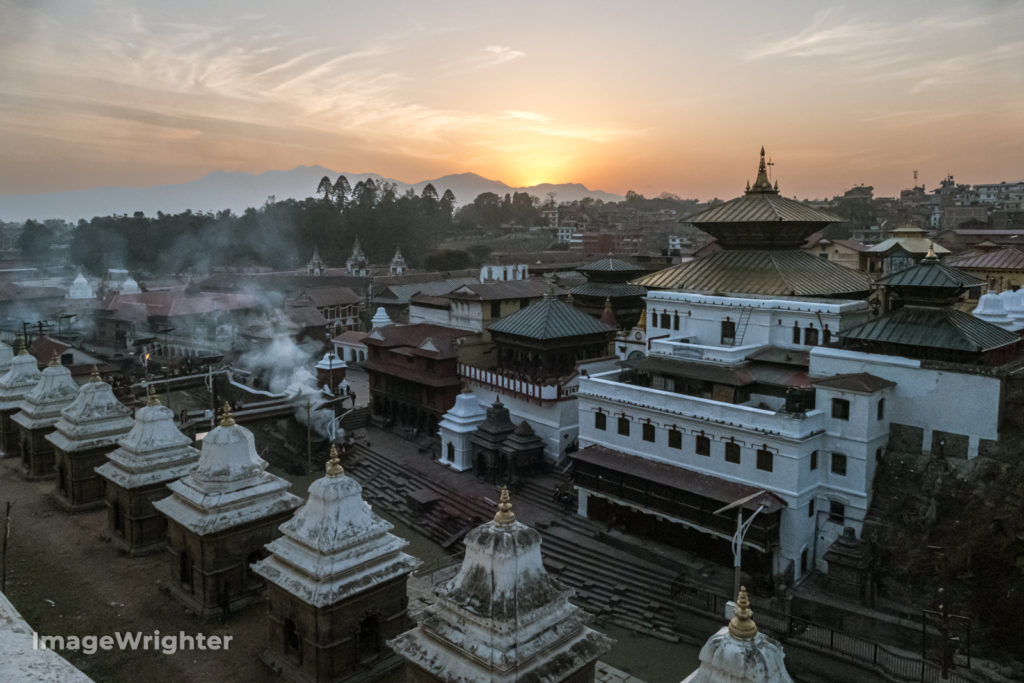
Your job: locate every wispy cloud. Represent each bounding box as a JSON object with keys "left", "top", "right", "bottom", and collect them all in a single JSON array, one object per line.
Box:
[{"left": 478, "top": 44, "right": 526, "bottom": 68}]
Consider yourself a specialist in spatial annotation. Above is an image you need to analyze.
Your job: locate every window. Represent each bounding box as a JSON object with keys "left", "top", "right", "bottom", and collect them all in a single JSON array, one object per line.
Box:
[
  {"left": 823, "top": 328, "right": 832, "bottom": 344},
  {"left": 808, "top": 499, "right": 815, "bottom": 518},
  {"left": 810, "top": 450, "right": 818, "bottom": 470},
  {"left": 831, "top": 452, "right": 847, "bottom": 476},
  {"left": 617, "top": 416, "right": 630, "bottom": 436},
  {"left": 876, "top": 447, "right": 883, "bottom": 463},
  {"left": 668, "top": 429, "right": 682, "bottom": 449},
  {"left": 829, "top": 500, "right": 845, "bottom": 525},
  {"left": 490, "top": 301, "right": 501, "bottom": 318},
  {"left": 804, "top": 327, "right": 819, "bottom": 346},
  {"left": 660, "top": 312, "right": 670, "bottom": 328},
  {"left": 695, "top": 435, "right": 711, "bottom": 456},
  {"left": 801, "top": 548, "right": 809, "bottom": 575},
  {"left": 756, "top": 448, "right": 773, "bottom": 472},
  {"left": 721, "top": 320, "right": 736, "bottom": 345},
  {"left": 673, "top": 312, "right": 680, "bottom": 331},
  {"left": 877, "top": 398, "right": 885, "bottom": 420},
  {"left": 594, "top": 411, "right": 606, "bottom": 430},
  {"left": 725, "top": 442, "right": 740, "bottom": 464},
  {"left": 642, "top": 423, "right": 655, "bottom": 442},
  {"left": 792, "top": 323, "right": 801, "bottom": 344},
  {"left": 831, "top": 398, "right": 850, "bottom": 420}
]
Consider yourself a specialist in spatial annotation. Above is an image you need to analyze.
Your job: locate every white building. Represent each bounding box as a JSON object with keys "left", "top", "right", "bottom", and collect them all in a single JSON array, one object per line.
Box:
[
  {"left": 67, "top": 271, "right": 95, "bottom": 299},
  {"left": 388, "top": 246, "right": 407, "bottom": 276},
  {"left": 479, "top": 263, "right": 528, "bottom": 282}
]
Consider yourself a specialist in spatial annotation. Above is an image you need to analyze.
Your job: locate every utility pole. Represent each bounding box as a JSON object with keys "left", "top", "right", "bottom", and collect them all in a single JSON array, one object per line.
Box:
[
  {"left": 2, "top": 501, "right": 12, "bottom": 593},
  {"left": 715, "top": 491, "right": 767, "bottom": 599}
]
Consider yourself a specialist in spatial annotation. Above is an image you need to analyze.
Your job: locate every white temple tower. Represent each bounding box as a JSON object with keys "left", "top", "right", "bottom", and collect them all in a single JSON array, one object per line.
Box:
[
  {"left": 0, "top": 339, "right": 41, "bottom": 459},
  {"left": 389, "top": 246, "right": 407, "bottom": 276},
  {"left": 68, "top": 271, "right": 95, "bottom": 299},
  {"left": 12, "top": 352, "right": 80, "bottom": 479},
  {"left": 389, "top": 488, "right": 613, "bottom": 682},
  {"left": 253, "top": 445, "right": 421, "bottom": 682},
  {"left": 437, "top": 387, "right": 486, "bottom": 471}
]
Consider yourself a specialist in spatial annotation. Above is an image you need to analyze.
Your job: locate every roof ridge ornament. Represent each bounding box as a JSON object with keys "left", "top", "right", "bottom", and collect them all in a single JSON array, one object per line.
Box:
[
  {"left": 746, "top": 146, "right": 779, "bottom": 195},
  {"left": 923, "top": 242, "right": 939, "bottom": 262},
  {"left": 494, "top": 486, "right": 515, "bottom": 525},
  {"left": 219, "top": 401, "right": 235, "bottom": 427},
  {"left": 728, "top": 586, "right": 759, "bottom": 640},
  {"left": 147, "top": 384, "right": 161, "bottom": 406}
]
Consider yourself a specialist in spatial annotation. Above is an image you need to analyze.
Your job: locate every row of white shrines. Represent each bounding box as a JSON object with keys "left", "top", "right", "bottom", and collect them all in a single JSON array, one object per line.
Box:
[{"left": 0, "top": 337, "right": 790, "bottom": 683}]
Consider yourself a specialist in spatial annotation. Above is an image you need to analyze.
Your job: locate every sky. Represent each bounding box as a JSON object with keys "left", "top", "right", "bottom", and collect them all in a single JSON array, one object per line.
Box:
[{"left": 0, "top": 0, "right": 1022, "bottom": 201}]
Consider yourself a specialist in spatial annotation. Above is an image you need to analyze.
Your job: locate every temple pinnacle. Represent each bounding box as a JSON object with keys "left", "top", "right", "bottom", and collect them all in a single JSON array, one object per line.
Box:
[
  {"left": 728, "top": 586, "right": 759, "bottom": 640},
  {"left": 494, "top": 486, "right": 515, "bottom": 525}
]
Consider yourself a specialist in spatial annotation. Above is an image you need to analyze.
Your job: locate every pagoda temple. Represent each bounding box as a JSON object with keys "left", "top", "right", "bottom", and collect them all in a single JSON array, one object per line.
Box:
[
  {"left": 48, "top": 368, "right": 134, "bottom": 512},
  {"left": 153, "top": 404, "right": 302, "bottom": 620},
  {"left": 389, "top": 488, "right": 613, "bottom": 682},
  {"left": 95, "top": 388, "right": 200, "bottom": 555},
  {"left": 682, "top": 587, "right": 793, "bottom": 683},
  {"left": 12, "top": 353, "right": 80, "bottom": 479},
  {"left": 0, "top": 338, "right": 38, "bottom": 459},
  {"left": 487, "top": 286, "right": 614, "bottom": 382},
  {"left": 253, "top": 445, "right": 421, "bottom": 682},
  {"left": 636, "top": 148, "right": 872, "bottom": 298},
  {"left": 468, "top": 397, "right": 516, "bottom": 483},
  {"left": 570, "top": 255, "right": 647, "bottom": 329}
]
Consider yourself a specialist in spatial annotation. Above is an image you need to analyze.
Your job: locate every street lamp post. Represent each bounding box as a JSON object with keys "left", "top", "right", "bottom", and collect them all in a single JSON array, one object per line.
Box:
[{"left": 715, "top": 490, "right": 768, "bottom": 599}]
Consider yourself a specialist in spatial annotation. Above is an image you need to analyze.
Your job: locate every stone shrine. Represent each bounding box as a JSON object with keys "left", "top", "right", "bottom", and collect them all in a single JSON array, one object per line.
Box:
[
  {"left": 0, "top": 339, "right": 40, "bottom": 459},
  {"left": 13, "top": 352, "right": 80, "bottom": 479}
]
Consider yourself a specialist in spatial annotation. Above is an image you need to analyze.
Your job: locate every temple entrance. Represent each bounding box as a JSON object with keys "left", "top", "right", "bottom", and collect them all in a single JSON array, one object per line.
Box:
[{"left": 357, "top": 614, "right": 382, "bottom": 662}]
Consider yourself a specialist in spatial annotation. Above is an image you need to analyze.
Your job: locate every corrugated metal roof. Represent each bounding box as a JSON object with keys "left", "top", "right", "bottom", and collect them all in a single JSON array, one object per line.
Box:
[
  {"left": 687, "top": 194, "right": 841, "bottom": 225},
  {"left": 838, "top": 306, "right": 1019, "bottom": 352},
  {"left": 880, "top": 260, "right": 985, "bottom": 289},
  {"left": 812, "top": 373, "right": 895, "bottom": 393},
  {"left": 948, "top": 247, "right": 1024, "bottom": 271},
  {"left": 569, "top": 282, "right": 648, "bottom": 298},
  {"left": 579, "top": 257, "right": 645, "bottom": 273},
  {"left": 632, "top": 250, "right": 872, "bottom": 297},
  {"left": 868, "top": 237, "right": 949, "bottom": 255},
  {"left": 488, "top": 293, "right": 613, "bottom": 340},
  {"left": 447, "top": 279, "right": 555, "bottom": 301}
]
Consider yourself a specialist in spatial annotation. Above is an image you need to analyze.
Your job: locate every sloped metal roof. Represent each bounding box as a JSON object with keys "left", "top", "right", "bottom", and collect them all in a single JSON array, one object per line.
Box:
[
  {"left": 948, "top": 247, "right": 1024, "bottom": 271},
  {"left": 812, "top": 373, "right": 895, "bottom": 393},
  {"left": 880, "top": 260, "right": 985, "bottom": 289},
  {"left": 633, "top": 249, "right": 872, "bottom": 297},
  {"left": 488, "top": 293, "right": 613, "bottom": 340},
  {"left": 687, "top": 193, "right": 841, "bottom": 225},
  {"left": 838, "top": 306, "right": 1019, "bottom": 352},
  {"left": 579, "top": 257, "right": 645, "bottom": 273},
  {"left": 569, "top": 282, "right": 648, "bottom": 298}
]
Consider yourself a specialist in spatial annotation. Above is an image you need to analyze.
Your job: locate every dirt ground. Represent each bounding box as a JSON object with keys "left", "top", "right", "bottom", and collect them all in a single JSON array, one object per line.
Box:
[{"left": 1, "top": 457, "right": 277, "bottom": 683}]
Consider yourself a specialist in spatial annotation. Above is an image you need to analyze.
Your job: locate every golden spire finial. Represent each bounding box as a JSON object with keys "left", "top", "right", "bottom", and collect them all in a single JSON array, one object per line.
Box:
[
  {"left": 728, "top": 586, "right": 759, "bottom": 640},
  {"left": 15, "top": 334, "right": 27, "bottom": 355},
  {"left": 220, "top": 401, "right": 235, "bottom": 427},
  {"left": 147, "top": 384, "right": 161, "bottom": 407},
  {"left": 603, "top": 296, "right": 613, "bottom": 311},
  {"left": 494, "top": 486, "right": 515, "bottom": 525},
  {"left": 925, "top": 242, "right": 937, "bottom": 260},
  {"left": 747, "top": 146, "right": 778, "bottom": 195},
  {"left": 48, "top": 350, "right": 60, "bottom": 367},
  {"left": 326, "top": 444, "right": 344, "bottom": 476},
  {"left": 90, "top": 365, "right": 101, "bottom": 382},
  {"left": 566, "top": 292, "right": 574, "bottom": 305}
]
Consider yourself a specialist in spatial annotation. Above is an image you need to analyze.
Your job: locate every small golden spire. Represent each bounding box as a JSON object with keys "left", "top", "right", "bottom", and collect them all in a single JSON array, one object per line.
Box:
[
  {"left": 603, "top": 296, "right": 613, "bottom": 311},
  {"left": 147, "top": 385, "right": 161, "bottom": 407},
  {"left": 728, "top": 586, "right": 759, "bottom": 640},
  {"left": 219, "top": 401, "right": 235, "bottom": 427},
  {"left": 15, "top": 334, "right": 27, "bottom": 355},
  {"left": 925, "top": 242, "right": 937, "bottom": 260},
  {"left": 326, "top": 444, "right": 344, "bottom": 476},
  {"left": 90, "top": 365, "right": 101, "bottom": 382},
  {"left": 48, "top": 350, "right": 60, "bottom": 367},
  {"left": 494, "top": 486, "right": 515, "bottom": 525},
  {"left": 566, "top": 293, "right": 575, "bottom": 305}
]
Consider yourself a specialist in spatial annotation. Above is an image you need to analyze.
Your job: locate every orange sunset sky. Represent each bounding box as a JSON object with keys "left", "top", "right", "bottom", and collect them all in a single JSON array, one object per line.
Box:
[{"left": 0, "top": 0, "right": 1022, "bottom": 200}]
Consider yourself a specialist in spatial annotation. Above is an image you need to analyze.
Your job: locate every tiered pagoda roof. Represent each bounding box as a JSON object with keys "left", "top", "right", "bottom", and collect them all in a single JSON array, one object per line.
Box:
[
  {"left": 489, "top": 288, "right": 613, "bottom": 340},
  {"left": 0, "top": 342, "right": 41, "bottom": 412},
  {"left": 46, "top": 369, "right": 133, "bottom": 454},
  {"left": 11, "top": 354, "right": 80, "bottom": 430}
]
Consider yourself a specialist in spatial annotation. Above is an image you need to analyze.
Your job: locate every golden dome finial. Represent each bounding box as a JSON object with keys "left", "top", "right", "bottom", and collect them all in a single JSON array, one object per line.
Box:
[
  {"left": 728, "top": 586, "right": 759, "bottom": 640},
  {"left": 925, "top": 242, "right": 937, "bottom": 260},
  {"left": 326, "top": 444, "right": 344, "bottom": 476},
  {"left": 494, "top": 486, "right": 515, "bottom": 525},
  {"left": 48, "top": 350, "right": 60, "bottom": 367},
  {"left": 147, "top": 385, "right": 161, "bottom": 407},
  {"left": 90, "top": 365, "right": 101, "bottom": 382},
  {"left": 220, "top": 401, "right": 235, "bottom": 427}
]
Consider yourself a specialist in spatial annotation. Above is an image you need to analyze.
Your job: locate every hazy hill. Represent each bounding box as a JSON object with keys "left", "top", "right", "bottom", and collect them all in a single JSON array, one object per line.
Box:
[{"left": 0, "top": 167, "right": 622, "bottom": 222}]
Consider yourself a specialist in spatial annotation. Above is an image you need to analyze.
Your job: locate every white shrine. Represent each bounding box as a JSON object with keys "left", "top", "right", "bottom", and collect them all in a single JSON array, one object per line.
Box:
[
  {"left": 13, "top": 353, "right": 80, "bottom": 479},
  {"left": 67, "top": 271, "right": 95, "bottom": 299},
  {"left": 437, "top": 387, "right": 486, "bottom": 471},
  {"left": 48, "top": 368, "right": 134, "bottom": 512},
  {"left": 389, "top": 246, "right": 407, "bottom": 276},
  {"left": 370, "top": 306, "right": 393, "bottom": 330},
  {"left": 96, "top": 388, "right": 201, "bottom": 555},
  {"left": 0, "top": 341, "right": 42, "bottom": 459},
  {"left": 253, "top": 445, "right": 422, "bottom": 682},
  {"left": 389, "top": 488, "right": 613, "bottom": 682},
  {"left": 683, "top": 587, "right": 793, "bottom": 683}
]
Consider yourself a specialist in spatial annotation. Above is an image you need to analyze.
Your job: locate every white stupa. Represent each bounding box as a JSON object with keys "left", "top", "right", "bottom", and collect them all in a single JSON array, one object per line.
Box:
[
  {"left": 370, "top": 306, "right": 393, "bottom": 329},
  {"left": 120, "top": 276, "right": 141, "bottom": 295},
  {"left": 0, "top": 342, "right": 41, "bottom": 414},
  {"left": 997, "top": 289, "right": 1024, "bottom": 330},
  {"left": 253, "top": 444, "right": 421, "bottom": 606},
  {"left": 437, "top": 387, "right": 486, "bottom": 471},
  {"left": 47, "top": 368, "right": 134, "bottom": 458},
  {"left": 97, "top": 389, "right": 200, "bottom": 491},
  {"left": 68, "top": 271, "right": 95, "bottom": 299},
  {"left": 153, "top": 404, "right": 302, "bottom": 535},
  {"left": 973, "top": 292, "right": 1015, "bottom": 330},
  {"left": 682, "top": 587, "right": 793, "bottom": 683},
  {"left": 389, "top": 488, "right": 613, "bottom": 682},
  {"left": 12, "top": 352, "right": 81, "bottom": 478}
]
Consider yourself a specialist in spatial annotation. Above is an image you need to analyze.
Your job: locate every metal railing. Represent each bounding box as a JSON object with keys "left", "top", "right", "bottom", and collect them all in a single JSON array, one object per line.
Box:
[{"left": 674, "top": 584, "right": 979, "bottom": 683}]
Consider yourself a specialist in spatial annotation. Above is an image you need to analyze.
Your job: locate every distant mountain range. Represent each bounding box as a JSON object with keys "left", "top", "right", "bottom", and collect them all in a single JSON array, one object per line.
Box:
[{"left": 0, "top": 166, "right": 623, "bottom": 222}]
